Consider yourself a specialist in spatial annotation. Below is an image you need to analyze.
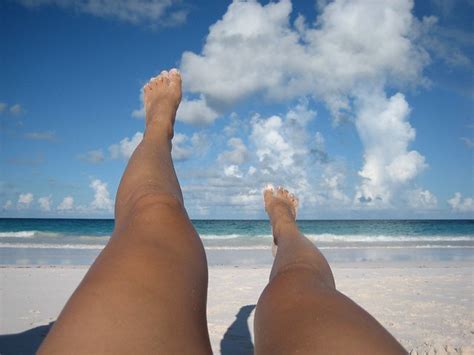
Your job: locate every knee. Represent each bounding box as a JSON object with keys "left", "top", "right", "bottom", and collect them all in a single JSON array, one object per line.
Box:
[
  {"left": 127, "top": 192, "right": 188, "bottom": 225},
  {"left": 257, "top": 267, "right": 335, "bottom": 314}
]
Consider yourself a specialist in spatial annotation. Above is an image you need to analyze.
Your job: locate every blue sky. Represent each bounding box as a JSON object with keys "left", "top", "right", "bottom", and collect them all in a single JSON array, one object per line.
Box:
[{"left": 0, "top": 0, "right": 473, "bottom": 219}]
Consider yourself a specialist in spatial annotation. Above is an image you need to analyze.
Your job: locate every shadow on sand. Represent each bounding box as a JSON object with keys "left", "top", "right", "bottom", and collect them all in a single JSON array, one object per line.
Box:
[
  {"left": 0, "top": 322, "right": 53, "bottom": 355},
  {"left": 0, "top": 306, "right": 256, "bottom": 355},
  {"left": 220, "top": 304, "right": 256, "bottom": 355}
]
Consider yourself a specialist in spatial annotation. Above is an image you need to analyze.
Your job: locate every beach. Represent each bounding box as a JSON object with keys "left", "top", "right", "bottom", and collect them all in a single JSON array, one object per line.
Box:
[
  {"left": 0, "top": 219, "right": 473, "bottom": 354},
  {"left": 1, "top": 260, "right": 473, "bottom": 354}
]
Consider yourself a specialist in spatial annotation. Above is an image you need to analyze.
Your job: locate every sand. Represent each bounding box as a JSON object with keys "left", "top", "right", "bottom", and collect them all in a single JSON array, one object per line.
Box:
[{"left": 1, "top": 262, "right": 473, "bottom": 354}]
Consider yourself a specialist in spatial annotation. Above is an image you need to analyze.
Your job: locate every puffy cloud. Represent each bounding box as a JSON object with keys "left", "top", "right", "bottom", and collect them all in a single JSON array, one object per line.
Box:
[
  {"left": 218, "top": 138, "right": 248, "bottom": 165},
  {"left": 176, "top": 96, "right": 219, "bottom": 125},
  {"left": 172, "top": 133, "right": 192, "bottom": 160},
  {"left": 320, "top": 167, "right": 350, "bottom": 206},
  {"left": 24, "top": 131, "right": 56, "bottom": 141},
  {"left": 223, "top": 164, "right": 243, "bottom": 178},
  {"left": 176, "top": 0, "right": 431, "bottom": 209},
  {"left": 172, "top": 132, "right": 209, "bottom": 161},
  {"left": 109, "top": 132, "right": 143, "bottom": 159},
  {"left": 180, "top": 0, "right": 428, "bottom": 120},
  {"left": 58, "top": 196, "right": 74, "bottom": 211},
  {"left": 407, "top": 188, "right": 438, "bottom": 209},
  {"left": 181, "top": 101, "right": 325, "bottom": 217},
  {"left": 90, "top": 179, "right": 113, "bottom": 211},
  {"left": 18, "top": 193, "right": 34, "bottom": 208},
  {"left": 354, "top": 91, "right": 427, "bottom": 207},
  {"left": 38, "top": 195, "right": 52, "bottom": 211},
  {"left": 3, "top": 200, "right": 13, "bottom": 210},
  {"left": 78, "top": 149, "right": 105, "bottom": 163},
  {"left": 131, "top": 90, "right": 145, "bottom": 119},
  {"left": 15, "top": 0, "right": 188, "bottom": 26},
  {"left": 106, "top": 129, "right": 207, "bottom": 162},
  {"left": 447, "top": 192, "right": 474, "bottom": 213}
]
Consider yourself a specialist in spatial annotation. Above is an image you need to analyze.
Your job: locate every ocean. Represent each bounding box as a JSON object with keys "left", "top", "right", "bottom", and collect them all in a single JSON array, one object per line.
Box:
[{"left": 1, "top": 218, "right": 473, "bottom": 266}]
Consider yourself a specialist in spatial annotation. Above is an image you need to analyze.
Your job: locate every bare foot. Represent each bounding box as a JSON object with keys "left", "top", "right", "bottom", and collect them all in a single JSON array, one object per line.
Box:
[
  {"left": 263, "top": 185, "right": 298, "bottom": 248},
  {"left": 143, "top": 68, "right": 182, "bottom": 138}
]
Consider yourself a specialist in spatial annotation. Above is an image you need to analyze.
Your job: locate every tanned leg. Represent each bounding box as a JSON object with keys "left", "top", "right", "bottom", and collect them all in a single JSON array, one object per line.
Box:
[
  {"left": 254, "top": 186, "right": 406, "bottom": 355},
  {"left": 39, "top": 69, "right": 212, "bottom": 354}
]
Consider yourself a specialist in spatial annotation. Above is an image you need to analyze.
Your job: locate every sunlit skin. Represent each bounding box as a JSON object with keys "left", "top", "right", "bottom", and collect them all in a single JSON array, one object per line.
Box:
[{"left": 39, "top": 69, "right": 406, "bottom": 354}]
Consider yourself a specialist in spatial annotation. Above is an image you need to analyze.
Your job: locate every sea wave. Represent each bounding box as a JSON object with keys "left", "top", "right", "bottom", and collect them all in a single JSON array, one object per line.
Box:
[
  {"left": 1, "top": 243, "right": 473, "bottom": 251},
  {"left": 0, "top": 243, "right": 104, "bottom": 250},
  {"left": 0, "top": 231, "right": 39, "bottom": 238},
  {"left": 200, "top": 233, "right": 474, "bottom": 242}
]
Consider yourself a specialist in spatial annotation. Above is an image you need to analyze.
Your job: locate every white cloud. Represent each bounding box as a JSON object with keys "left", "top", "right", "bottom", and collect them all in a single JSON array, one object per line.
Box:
[
  {"left": 131, "top": 90, "right": 145, "bottom": 119},
  {"left": 109, "top": 132, "right": 143, "bottom": 159},
  {"left": 18, "top": 193, "right": 34, "bottom": 209},
  {"left": 58, "top": 196, "right": 74, "bottom": 211},
  {"left": 218, "top": 138, "right": 248, "bottom": 165},
  {"left": 0, "top": 102, "right": 6, "bottom": 113},
  {"left": 78, "top": 149, "right": 105, "bottom": 163},
  {"left": 15, "top": 0, "right": 188, "bottom": 26},
  {"left": 3, "top": 200, "right": 13, "bottom": 210},
  {"left": 407, "top": 188, "right": 438, "bottom": 209},
  {"left": 107, "top": 129, "right": 207, "bottom": 163},
  {"left": 90, "top": 179, "right": 113, "bottom": 211},
  {"left": 176, "top": 0, "right": 432, "bottom": 210},
  {"left": 180, "top": 0, "right": 428, "bottom": 120},
  {"left": 181, "top": 100, "right": 324, "bottom": 217},
  {"left": 172, "top": 133, "right": 192, "bottom": 160},
  {"left": 224, "top": 164, "right": 243, "bottom": 178},
  {"left": 38, "top": 195, "right": 52, "bottom": 211},
  {"left": 172, "top": 132, "right": 209, "bottom": 161},
  {"left": 447, "top": 192, "right": 474, "bottom": 213},
  {"left": 417, "top": 16, "right": 472, "bottom": 68},
  {"left": 320, "top": 166, "right": 350, "bottom": 206},
  {"left": 176, "top": 96, "right": 219, "bottom": 125},
  {"left": 24, "top": 131, "right": 56, "bottom": 141},
  {"left": 354, "top": 91, "right": 427, "bottom": 207}
]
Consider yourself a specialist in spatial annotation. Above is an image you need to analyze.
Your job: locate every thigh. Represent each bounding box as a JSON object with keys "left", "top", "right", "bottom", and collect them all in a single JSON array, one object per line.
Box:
[{"left": 254, "top": 269, "right": 406, "bottom": 355}]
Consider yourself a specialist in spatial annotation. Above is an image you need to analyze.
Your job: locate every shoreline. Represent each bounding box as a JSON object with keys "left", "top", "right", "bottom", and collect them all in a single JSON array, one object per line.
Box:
[{"left": 1, "top": 246, "right": 472, "bottom": 267}]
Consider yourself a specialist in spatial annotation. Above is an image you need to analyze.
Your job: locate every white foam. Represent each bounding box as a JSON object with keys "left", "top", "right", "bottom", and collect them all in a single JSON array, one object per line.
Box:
[
  {"left": 0, "top": 243, "right": 104, "bottom": 250},
  {"left": 1, "top": 243, "right": 472, "bottom": 251},
  {"left": 0, "top": 231, "right": 37, "bottom": 238}
]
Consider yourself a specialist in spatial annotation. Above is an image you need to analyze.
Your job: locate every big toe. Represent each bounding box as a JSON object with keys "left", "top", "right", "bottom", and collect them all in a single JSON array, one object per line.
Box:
[
  {"left": 263, "top": 185, "right": 275, "bottom": 206},
  {"left": 169, "top": 68, "right": 182, "bottom": 84}
]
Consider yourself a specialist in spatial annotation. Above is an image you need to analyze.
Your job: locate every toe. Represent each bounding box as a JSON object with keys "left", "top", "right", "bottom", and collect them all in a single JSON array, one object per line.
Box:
[
  {"left": 263, "top": 185, "right": 274, "bottom": 205},
  {"left": 169, "top": 68, "right": 180, "bottom": 76},
  {"left": 169, "top": 68, "right": 182, "bottom": 84},
  {"left": 276, "top": 186, "right": 285, "bottom": 198}
]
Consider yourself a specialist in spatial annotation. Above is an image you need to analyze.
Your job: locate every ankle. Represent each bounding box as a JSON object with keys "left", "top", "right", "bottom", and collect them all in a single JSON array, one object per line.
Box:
[
  {"left": 272, "top": 219, "right": 298, "bottom": 242},
  {"left": 145, "top": 117, "right": 174, "bottom": 140}
]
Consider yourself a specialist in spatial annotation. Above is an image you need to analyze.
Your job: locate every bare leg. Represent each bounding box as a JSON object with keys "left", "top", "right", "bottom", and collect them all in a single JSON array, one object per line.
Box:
[
  {"left": 39, "top": 69, "right": 212, "bottom": 354},
  {"left": 254, "top": 187, "right": 406, "bottom": 355}
]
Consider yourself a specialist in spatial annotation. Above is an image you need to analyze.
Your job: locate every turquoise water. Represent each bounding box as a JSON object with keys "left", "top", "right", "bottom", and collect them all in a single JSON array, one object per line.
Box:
[
  {"left": 1, "top": 218, "right": 473, "bottom": 265},
  {"left": 0, "top": 218, "right": 473, "bottom": 250}
]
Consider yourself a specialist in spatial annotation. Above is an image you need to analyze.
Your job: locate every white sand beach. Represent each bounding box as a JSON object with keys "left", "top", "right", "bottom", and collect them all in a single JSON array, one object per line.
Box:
[{"left": 1, "top": 261, "right": 473, "bottom": 355}]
